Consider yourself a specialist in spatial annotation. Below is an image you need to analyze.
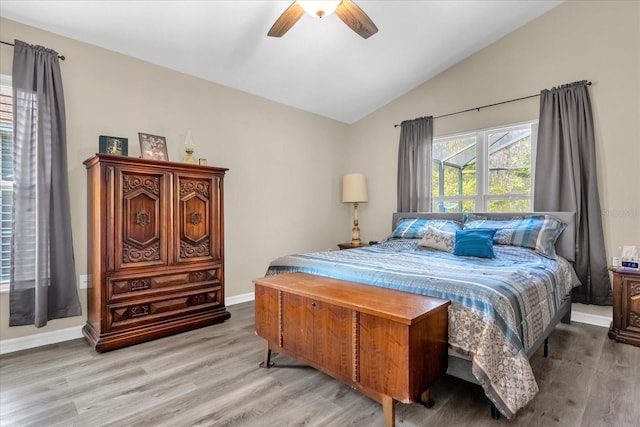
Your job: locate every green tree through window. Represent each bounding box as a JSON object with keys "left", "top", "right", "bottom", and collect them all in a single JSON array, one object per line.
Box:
[{"left": 431, "top": 122, "right": 535, "bottom": 212}]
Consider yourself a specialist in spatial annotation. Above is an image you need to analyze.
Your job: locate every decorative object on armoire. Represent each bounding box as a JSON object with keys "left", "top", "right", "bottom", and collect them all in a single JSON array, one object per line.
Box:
[
  {"left": 138, "top": 132, "right": 168, "bottom": 161},
  {"left": 198, "top": 158, "right": 207, "bottom": 166},
  {"left": 342, "top": 173, "right": 368, "bottom": 245},
  {"left": 99, "top": 135, "right": 128, "bottom": 156},
  {"left": 82, "top": 154, "right": 230, "bottom": 352},
  {"left": 182, "top": 128, "right": 197, "bottom": 164}
]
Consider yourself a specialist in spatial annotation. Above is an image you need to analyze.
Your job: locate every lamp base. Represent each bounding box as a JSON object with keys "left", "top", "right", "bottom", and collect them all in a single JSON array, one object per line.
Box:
[
  {"left": 350, "top": 202, "right": 362, "bottom": 244},
  {"left": 350, "top": 224, "right": 361, "bottom": 245}
]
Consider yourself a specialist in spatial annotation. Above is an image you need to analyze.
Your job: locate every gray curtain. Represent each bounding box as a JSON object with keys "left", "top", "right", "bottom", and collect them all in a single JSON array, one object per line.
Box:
[
  {"left": 534, "top": 80, "right": 611, "bottom": 305},
  {"left": 397, "top": 116, "right": 433, "bottom": 212},
  {"left": 10, "top": 40, "right": 82, "bottom": 326}
]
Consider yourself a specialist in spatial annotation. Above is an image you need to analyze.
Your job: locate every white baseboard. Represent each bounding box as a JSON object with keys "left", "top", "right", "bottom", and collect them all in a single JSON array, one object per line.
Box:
[
  {"left": 1, "top": 293, "right": 610, "bottom": 355},
  {"left": 0, "top": 325, "right": 84, "bottom": 355},
  {"left": 0, "top": 292, "right": 257, "bottom": 355},
  {"left": 571, "top": 311, "right": 611, "bottom": 328},
  {"left": 226, "top": 291, "right": 254, "bottom": 306}
]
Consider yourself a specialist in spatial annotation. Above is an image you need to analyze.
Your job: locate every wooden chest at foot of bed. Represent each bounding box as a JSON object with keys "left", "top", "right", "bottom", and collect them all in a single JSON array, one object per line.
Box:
[{"left": 254, "top": 272, "right": 450, "bottom": 427}]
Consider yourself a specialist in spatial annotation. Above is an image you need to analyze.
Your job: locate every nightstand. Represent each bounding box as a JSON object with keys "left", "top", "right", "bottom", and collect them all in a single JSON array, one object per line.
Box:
[
  {"left": 608, "top": 267, "right": 640, "bottom": 347},
  {"left": 337, "top": 242, "right": 370, "bottom": 250}
]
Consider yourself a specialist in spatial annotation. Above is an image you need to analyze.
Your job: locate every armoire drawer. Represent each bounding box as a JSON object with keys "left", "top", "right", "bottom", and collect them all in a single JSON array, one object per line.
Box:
[
  {"left": 106, "top": 287, "right": 222, "bottom": 331},
  {"left": 107, "top": 268, "right": 221, "bottom": 302}
]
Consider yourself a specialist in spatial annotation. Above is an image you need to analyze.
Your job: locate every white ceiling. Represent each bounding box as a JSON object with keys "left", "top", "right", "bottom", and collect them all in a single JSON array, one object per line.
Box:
[{"left": 1, "top": 1, "right": 562, "bottom": 124}]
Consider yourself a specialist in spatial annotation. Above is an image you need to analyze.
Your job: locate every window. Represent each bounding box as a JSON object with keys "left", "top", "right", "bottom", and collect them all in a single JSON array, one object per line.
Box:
[
  {"left": 0, "top": 75, "right": 13, "bottom": 290},
  {"left": 431, "top": 121, "right": 536, "bottom": 213}
]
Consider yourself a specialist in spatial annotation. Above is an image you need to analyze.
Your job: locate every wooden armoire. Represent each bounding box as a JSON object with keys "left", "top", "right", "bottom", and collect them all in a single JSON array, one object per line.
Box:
[{"left": 82, "top": 154, "right": 230, "bottom": 352}]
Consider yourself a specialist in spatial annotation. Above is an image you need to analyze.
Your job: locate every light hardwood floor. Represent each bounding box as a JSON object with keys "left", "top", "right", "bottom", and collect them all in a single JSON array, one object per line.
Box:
[{"left": 1, "top": 302, "right": 638, "bottom": 427}]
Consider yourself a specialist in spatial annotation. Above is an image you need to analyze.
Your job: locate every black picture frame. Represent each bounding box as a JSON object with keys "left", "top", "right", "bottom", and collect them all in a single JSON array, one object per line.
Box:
[
  {"left": 99, "top": 135, "right": 128, "bottom": 156},
  {"left": 138, "top": 132, "right": 169, "bottom": 161}
]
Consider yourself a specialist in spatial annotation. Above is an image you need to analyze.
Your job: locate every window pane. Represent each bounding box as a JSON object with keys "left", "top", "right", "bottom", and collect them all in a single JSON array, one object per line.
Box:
[
  {"left": 432, "top": 136, "right": 477, "bottom": 198},
  {"left": 432, "top": 199, "right": 475, "bottom": 213},
  {"left": 488, "top": 129, "right": 531, "bottom": 196},
  {"left": 488, "top": 199, "right": 531, "bottom": 212}
]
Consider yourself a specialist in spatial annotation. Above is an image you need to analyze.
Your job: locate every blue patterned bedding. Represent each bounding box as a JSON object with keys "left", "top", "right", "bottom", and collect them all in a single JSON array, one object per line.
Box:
[{"left": 266, "top": 239, "right": 580, "bottom": 418}]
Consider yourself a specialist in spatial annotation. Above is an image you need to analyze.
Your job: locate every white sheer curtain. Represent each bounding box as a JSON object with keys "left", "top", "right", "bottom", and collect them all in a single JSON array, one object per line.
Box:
[
  {"left": 397, "top": 116, "right": 433, "bottom": 212},
  {"left": 9, "top": 40, "right": 81, "bottom": 326}
]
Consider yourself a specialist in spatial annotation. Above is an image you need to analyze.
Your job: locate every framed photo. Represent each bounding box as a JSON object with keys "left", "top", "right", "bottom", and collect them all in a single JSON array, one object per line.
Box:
[
  {"left": 99, "top": 135, "right": 128, "bottom": 156},
  {"left": 138, "top": 132, "right": 169, "bottom": 161}
]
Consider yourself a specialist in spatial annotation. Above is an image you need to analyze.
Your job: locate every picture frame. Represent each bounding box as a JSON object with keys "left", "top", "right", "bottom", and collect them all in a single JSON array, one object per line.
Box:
[
  {"left": 138, "top": 132, "right": 169, "bottom": 161},
  {"left": 99, "top": 135, "right": 128, "bottom": 156}
]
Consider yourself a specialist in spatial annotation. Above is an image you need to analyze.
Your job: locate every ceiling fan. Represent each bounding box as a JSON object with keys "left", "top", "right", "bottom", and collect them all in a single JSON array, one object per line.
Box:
[{"left": 268, "top": 0, "right": 378, "bottom": 39}]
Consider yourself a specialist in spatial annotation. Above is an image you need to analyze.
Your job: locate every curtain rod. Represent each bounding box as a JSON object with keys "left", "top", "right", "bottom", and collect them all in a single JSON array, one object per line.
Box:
[
  {"left": 393, "top": 81, "right": 592, "bottom": 128},
  {"left": 1, "top": 40, "right": 66, "bottom": 60}
]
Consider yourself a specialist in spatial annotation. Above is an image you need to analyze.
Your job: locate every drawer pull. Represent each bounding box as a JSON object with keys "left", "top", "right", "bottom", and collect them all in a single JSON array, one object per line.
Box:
[
  {"left": 131, "top": 279, "right": 150, "bottom": 291},
  {"left": 130, "top": 305, "right": 150, "bottom": 317}
]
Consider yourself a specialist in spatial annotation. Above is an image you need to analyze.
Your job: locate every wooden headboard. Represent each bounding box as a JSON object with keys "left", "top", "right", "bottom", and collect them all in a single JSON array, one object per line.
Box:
[{"left": 392, "top": 212, "right": 576, "bottom": 262}]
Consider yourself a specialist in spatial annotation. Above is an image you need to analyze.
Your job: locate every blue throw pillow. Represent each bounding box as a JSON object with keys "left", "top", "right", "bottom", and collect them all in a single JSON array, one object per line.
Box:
[{"left": 453, "top": 229, "right": 497, "bottom": 259}]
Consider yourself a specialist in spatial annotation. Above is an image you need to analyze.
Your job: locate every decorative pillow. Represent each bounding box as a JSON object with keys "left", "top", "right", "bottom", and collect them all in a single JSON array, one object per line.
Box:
[
  {"left": 390, "top": 218, "right": 461, "bottom": 239},
  {"left": 453, "top": 228, "right": 497, "bottom": 259},
  {"left": 418, "top": 226, "right": 456, "bottom": 252},
  {"left": 463, "top": 214, "right": 565, "bottom": 259}
]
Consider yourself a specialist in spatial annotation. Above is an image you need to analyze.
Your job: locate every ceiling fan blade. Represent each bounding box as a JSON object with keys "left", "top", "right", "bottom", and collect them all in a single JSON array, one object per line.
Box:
[
  {"left": 335, "top": 0, "right": 378, "bottom": 39},
  {"left": 268, "top": 1, "right": 305, "bottom": 37}
]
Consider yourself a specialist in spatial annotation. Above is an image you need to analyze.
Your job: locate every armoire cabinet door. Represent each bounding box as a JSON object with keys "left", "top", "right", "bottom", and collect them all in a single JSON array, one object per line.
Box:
[
  {"left": 175, "top": 173, "right": 222, "bottom": 264},
  {"left": 112, "top": 167, "right": 169, "bottom": 270}
]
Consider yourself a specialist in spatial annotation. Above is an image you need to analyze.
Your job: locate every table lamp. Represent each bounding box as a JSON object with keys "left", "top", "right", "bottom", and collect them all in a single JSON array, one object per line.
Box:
[{"left": 342, "top": 173, "right": 368, "bottom": 244}]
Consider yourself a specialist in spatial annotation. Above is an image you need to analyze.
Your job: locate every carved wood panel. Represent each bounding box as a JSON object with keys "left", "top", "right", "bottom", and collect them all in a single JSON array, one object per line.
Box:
[
  {"left": 627, "top": 280, "right": 640, "bottom": 328},
  {"left": 176, "top": 174, "right": 220, "bottom": 263},
  {"left": 117, "top": 170, "right": 167, "bottom": 268}
]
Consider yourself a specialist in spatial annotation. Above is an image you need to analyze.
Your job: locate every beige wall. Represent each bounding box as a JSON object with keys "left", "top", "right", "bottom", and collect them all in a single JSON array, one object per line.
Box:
[
  {"left": 0, "top": 18, "right": 349, "bottom": 340},
  {"left": 2, "top": 0, "right": 639, "bottom": 342},
  {"left": 347, "top": 0, "right": 640, "bottom": 260}
]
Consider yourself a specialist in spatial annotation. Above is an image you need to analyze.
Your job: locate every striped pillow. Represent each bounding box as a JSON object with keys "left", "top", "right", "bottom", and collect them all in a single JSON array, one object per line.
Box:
[
  {"left": 391, "top": 218, "right": 461, "bottom": 239},
  {"left": 463, "top": 214, "right": 566, "bottom": 259}
]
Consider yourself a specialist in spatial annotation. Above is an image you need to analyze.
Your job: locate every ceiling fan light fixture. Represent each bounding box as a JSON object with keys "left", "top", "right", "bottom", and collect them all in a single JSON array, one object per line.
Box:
[{"left": 298, "top": 0, "right": 341, "bottom": 19}]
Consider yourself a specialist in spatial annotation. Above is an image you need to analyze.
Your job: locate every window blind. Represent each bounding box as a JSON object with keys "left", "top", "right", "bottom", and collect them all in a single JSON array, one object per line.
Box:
[{"left": 0, "top": 76, "right": 13, "bottom": 283}]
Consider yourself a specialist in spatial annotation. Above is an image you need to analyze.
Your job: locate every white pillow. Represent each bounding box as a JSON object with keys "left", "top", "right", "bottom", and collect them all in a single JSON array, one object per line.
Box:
[{"left": 418, "top": 225, "right": 455, "bottom": 252}]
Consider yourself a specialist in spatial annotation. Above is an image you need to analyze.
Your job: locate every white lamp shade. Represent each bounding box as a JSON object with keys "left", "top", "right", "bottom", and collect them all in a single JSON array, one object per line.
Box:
[{"left": 342, "top": 173, "right": 368, "bottom": 203}]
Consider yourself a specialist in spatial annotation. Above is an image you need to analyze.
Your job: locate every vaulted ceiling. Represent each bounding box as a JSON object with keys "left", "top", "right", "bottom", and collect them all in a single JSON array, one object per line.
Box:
[{"left": 1, "top": 1, "right": 562, "bottom": 124}]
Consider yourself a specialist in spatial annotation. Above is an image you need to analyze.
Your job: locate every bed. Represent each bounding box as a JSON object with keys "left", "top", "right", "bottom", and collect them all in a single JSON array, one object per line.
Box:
[{"left": 265, "top": 212, "right": 580, "bottom": 419}]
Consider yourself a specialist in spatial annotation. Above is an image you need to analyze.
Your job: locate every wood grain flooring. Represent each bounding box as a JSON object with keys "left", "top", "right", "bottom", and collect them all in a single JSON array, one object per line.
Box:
[{"left": 1, "top": 301, "right": 638, "bottom": 427}]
